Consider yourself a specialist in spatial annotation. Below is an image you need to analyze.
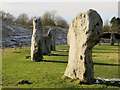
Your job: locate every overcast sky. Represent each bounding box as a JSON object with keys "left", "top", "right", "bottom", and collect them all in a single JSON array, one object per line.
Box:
[{"left": 1, "top": 2, "right": 118, "bottom": 23}]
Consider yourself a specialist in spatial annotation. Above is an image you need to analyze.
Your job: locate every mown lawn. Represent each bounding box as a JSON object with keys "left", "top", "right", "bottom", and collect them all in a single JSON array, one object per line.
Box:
[{"left": 2, "top": 44, "right": 120, "bottom": 88}]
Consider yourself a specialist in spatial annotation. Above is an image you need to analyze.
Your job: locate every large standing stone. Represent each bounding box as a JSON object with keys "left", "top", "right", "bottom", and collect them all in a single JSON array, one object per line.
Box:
[
  {"left": 64, "top": 9, "right": 103, "bottom": 84},
  {"left": 31, "top": 17, "right": 43, "bottom": 61}
]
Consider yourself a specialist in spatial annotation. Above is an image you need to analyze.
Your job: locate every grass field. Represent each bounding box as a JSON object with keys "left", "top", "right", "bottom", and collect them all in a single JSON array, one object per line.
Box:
[{"left": 2, "top": 44, "right": 120, "bottom": 88}]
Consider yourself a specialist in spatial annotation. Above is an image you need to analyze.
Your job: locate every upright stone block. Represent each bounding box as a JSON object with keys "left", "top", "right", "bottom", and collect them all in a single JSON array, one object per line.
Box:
[
  {"left": 110, "top": 33, "right": 116, "bottom": 45},
  {"left": 64, "top": 9, "right": 103, "bottom": 84},
  {"left": 42, "top": 35, "right": 51, "bottom": 55},
  {"left": 42, "top": 29, "right": 56, "bottom": 55},
  {"left": 31, "top": 17, "right": 43, "bottom": 61},
  {"left": 48, "top": 29, "right": 56, "bottom": 51}
]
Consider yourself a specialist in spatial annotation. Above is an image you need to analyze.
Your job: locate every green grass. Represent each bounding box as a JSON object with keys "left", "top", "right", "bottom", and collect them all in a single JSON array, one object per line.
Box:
[{"left": 2, "top": 44, "right": 120, "bottom": 88}]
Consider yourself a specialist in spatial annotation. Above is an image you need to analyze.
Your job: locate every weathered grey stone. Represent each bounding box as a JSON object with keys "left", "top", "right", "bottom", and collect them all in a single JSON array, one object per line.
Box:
[
  {"left": 42, "top": 36, "right": 51, "bottom": 55},
  {"left": 95, "top": 78, "right": 120, "bottom": 86},
  {"left": 49, "top": 29, "right": 56, "bottom": 51},
  {"left": 31, "top": 17, "right": 43, "bottom": 61},
  {"left": 42, "top": 29, "right": 56, "bottom": 55},
  {"left": 64, "top": 9, "right": 103, "bottom": 84},
  {"left": 110, "top": 33, "right": 116, "bottom": 45}
]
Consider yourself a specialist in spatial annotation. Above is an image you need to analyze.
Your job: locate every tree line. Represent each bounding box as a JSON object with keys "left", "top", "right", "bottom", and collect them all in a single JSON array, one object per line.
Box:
[
  {"left": 0, "top": 10, "right": 68, "bottom": 28},
  {"left": 1, "top": 10, "right": 119, "bottom": 32},
  {"left": 103, "top": 17, "right": 120, "bottom": 33}
]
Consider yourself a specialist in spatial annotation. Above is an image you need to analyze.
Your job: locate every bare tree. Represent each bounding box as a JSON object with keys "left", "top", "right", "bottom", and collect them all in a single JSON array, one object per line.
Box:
[
  {"left": 16, "top": 13, "right": 29, "bottom": 26},
  {"left": 41, "top": 11, "right": 68, "bottom": 28},
  {"left": 27, "top": 16, "right": 36, "bottom": 27},
  {"left": 110, "top": 17, "right": 120, "bottom": 33},
  {"left": 55, "top": 16, "right": 68, "bottom": 28},
  {"left": 41, "top": 11, "right": 56, "bottom": 26},
  {"left": 103, "top": 20, "right": 110, "bottom": 33},
  {"left": 5, "top": 13, "right": 15, "bottom": 23}
]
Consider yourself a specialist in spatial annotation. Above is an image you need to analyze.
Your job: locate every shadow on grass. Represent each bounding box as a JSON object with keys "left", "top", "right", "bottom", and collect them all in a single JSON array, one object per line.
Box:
[
  {"left": 56, "top": 50, "right": 69, "bottom": 52},
  {"left": 94, "top": 62, "right": 120, "bottom": 66},
  {"left": 13, "top": 51, "right": 21, "bottom": 53},
  {"left": 92, "top": 51, "right": 119, "bottom": 53},
  {"left": 93, "top": 78, "right": 120, "bottom": 87},
  {"left": 43, "top": 60, "right": 68, "bottom": 63},
  {"left": 80, "top": 81, "right": 120, "bottom": 87},
  {"left": 42, "top": 60, "right": 120, "bottom": 66},
  {"left": 93, "top": 47, "right": 118, "bottom": 51},
  {"left": 51, "top": 54, "right": 68, "bottom": 56},
  {"left": 97, "top": 82, "right": 120, "bottom": 87}
]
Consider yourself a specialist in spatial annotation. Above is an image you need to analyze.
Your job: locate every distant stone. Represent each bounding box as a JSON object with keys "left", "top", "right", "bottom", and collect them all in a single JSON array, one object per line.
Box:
[
  {"left": 64, "top": 9, "right": 103, "bottom": 84},
  {"left": 31, "top": 17, "right": 43, "bottom": 61},
  {"left": 49, "top": 29, "right": 56, "bottom": 51},
  {"left": 110, "top": 33, "right": 116, "bottom": 45},
  {"left": 42, "top": 35, "right": 51, "bottom": 55}
]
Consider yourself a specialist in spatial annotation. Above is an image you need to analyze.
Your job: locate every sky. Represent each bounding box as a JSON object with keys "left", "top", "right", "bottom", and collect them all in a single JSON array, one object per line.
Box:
[{"left": 1, "top": 1, "right": 119, "bottom": 24}]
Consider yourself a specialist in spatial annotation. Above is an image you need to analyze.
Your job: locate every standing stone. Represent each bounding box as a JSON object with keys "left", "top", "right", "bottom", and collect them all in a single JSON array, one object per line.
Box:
[
  {"left": 42, "top": 29, "right": 56, "bottom": 55},
  {"left": 64, "top": 9, "right": 103, "bottom": 84},
  {"left": 31, "top": 17, "right": 43, "bottom": 61},
  {"left": 49, "top": 29, "right": 56, "bottom": 51},
  {"left": 110, "top": 33, "right": 116, "bottom": 45},
  {"left": 42, "top": 35, "right": 51, "bottom": 55}
]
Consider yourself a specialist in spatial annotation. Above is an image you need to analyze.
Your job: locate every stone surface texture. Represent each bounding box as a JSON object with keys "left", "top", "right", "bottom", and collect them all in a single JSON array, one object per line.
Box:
[
  {"left": 31, "top": 18, "right": 43, "bottom": 61},
  {"left": 64, "top": 9, "right": 103, "bottom": 84}
]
